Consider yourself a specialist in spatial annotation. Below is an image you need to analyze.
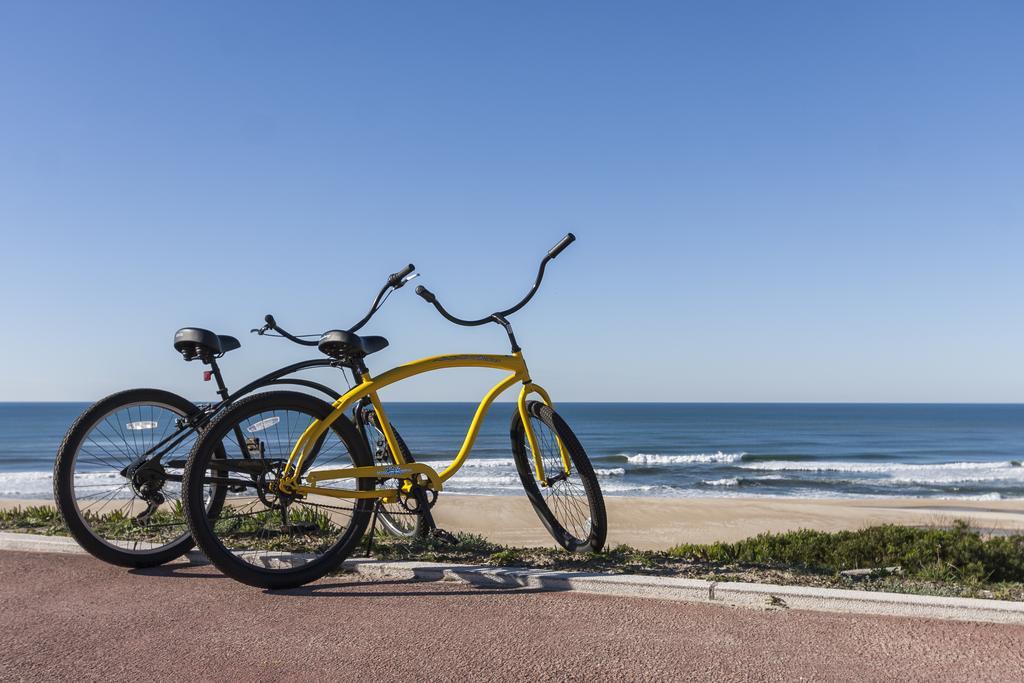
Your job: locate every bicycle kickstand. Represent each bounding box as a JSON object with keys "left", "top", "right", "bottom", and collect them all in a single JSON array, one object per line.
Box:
[{"left": 363, "top": 501, "right": 382, "bottom": 557}]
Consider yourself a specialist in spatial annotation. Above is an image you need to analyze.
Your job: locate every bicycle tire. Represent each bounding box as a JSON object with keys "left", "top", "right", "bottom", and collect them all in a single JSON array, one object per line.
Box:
[
  {"left": 510, "top": 401, "right": 606, "bottom": 552},
  {"left": 53, "top": 388, "right": 226, "bottom": 567},
  {"left": 183, "top": 391, "right": 375, "bottom": 589}
]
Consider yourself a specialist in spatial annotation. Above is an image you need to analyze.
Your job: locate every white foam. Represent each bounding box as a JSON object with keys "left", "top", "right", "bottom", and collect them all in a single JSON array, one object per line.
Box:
[
  {"left": 887, "top": 469, "right": 1024, "bottom": 485},
  {"left": 595, "top": 468, "right": 625, "bottom": 477},
  {"left": 625, "top": 452, "right": 746, "bottom": 465},
  {"left": 739, "top": 460, "right": 1023, "bottom": 475},
  {"left": 598, "top": 482, "right": 671, "bottom": 494},
  {"left": 442, "top": 473, "right": 520, "bottom": 487},
  {"left": 0, "top": 470, "right": 131, "bottom": 499},
  {"left": 956, "top": 492, "right": 1004, "bottom": 501},
  {"left": 736, "top": 459, "right": 1024, "bottom": 488},
  {"left": 2, "top": 461, "right": 1020, "bottom": 501},
  {"left": 420, "top": 458, "right": 517, "bottom": 471}
]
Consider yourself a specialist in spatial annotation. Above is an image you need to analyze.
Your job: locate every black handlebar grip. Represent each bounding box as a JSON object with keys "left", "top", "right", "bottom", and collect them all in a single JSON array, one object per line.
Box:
[
  {"left": 388, "top": 263, "right": 416, "bottom": 286},
  {"left": 415, "top": 285, "right": 436, "bottom": 303},
  {"left": 264, "top": 314, "right": 277, "bottom": 328},
  {"left": 548, "top": 232, "right": 576, "bottom": 259}
]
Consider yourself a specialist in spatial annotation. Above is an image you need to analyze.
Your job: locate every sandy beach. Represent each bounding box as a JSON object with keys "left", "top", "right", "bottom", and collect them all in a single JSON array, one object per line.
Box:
[
  {"left": 432, "top": 495, "right": 1024, "bottom": 549},
  {"left": 6, "top": 494, "right": 1024, "bottom": 550}
]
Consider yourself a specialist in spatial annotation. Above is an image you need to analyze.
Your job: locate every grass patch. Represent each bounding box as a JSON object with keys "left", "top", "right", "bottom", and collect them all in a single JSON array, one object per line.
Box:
[
  {"left": 0, "top": 504, "right": 189, "bottom": 544},
  {"left": 3, "top": 505, "right": 1023, "bottom": 601},
  {"left": 0, "top": 505, "right": 66, "bottom": 535},
  {"left": 669, "top": 521, "right": 1024, "bottom": 584}
]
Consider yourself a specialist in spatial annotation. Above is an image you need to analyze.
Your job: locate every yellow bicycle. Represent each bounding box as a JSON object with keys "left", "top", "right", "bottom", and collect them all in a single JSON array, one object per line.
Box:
[{"left": 182, "top": 234, "right": 607, "bottom": 589}]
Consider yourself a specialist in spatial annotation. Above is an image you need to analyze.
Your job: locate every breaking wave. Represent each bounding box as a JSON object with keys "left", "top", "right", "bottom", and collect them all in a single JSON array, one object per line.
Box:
[
  {"left": 702, "top": 478, "right": 739, "bottom": 487},
  {"left": 624, "top": 452, "right": 746, "bottom": 465}
]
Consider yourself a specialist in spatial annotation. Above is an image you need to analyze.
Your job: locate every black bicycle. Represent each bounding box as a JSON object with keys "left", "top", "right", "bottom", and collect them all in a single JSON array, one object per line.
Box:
[{"left": 52, "top": 265, "right": 422, "bottom": 567}]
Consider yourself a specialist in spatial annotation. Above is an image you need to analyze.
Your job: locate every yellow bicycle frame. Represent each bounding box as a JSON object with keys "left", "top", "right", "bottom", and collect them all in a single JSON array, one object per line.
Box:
[{"left": 279, "top": 351, "right": 571, "bottom": 502}]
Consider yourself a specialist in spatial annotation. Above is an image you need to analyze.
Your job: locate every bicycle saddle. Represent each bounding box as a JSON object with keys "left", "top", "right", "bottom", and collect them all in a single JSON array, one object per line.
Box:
[
  {"left": 173, "top": 328, "right": 241, "bottom": 360},
  {"left": 317, "top": 330, "right": 389, "bottom": 360}
]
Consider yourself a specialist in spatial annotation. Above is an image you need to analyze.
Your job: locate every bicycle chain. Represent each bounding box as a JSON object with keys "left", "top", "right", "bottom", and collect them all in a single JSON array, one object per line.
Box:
[{"left": 293, "top": 495, "right": 422, "bottom": 517}]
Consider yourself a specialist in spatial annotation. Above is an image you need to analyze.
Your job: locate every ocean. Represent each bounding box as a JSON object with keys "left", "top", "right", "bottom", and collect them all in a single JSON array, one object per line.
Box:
[{"left": 2, "top": 402, "right": 1023, "bottom": 500}]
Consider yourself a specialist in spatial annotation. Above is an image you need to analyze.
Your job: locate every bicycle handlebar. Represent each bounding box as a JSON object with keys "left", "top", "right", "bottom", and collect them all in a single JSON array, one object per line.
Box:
[
  {"left": 548, "top": 232, "right": 575, "bottom": 259},
  {"left": 255, "top": 314, "right": 319, "bottom": 346},
  {"left": 414, "top": 284, "right": 491, "bottom": 327},
  {"left": 415, "top": 233, "right": 576, "bottom": 327},
  {"left": 388, "top": 264, "right": 415, "bottom": 288},
  {"left": 258, "top": 262, "right": 417, "bottom": 344}
]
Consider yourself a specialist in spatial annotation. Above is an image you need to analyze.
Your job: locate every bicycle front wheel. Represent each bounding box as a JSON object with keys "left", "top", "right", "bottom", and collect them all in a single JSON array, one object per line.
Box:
[
  {"left": 510, "top": 401, "right": 607, "bottom": 552},
  {"left": 183, "top": 391, "right": 375, "bottom": 589}
]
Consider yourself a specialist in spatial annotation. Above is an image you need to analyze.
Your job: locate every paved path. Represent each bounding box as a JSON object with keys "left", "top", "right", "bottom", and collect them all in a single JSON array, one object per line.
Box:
[{"left": 2, "top": 551, "right": 1022, "bottom": 682}]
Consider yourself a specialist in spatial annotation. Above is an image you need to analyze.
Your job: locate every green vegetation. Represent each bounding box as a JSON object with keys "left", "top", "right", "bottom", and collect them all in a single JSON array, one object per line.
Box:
[
  {"left": 362, "top": 522, "right": 1024, "bottom": 600},
  {"left": 670, "top": 521, "right": 1024, "bottom": 584},
  {"left": 3, "top": 505, "right": 1023, "bottom": 601},
  {"left": 0, "top": 504, "right": 188, "bottom": 544},
  {"left": 0, "top": 505, "right": 65, "bottom": 535}
]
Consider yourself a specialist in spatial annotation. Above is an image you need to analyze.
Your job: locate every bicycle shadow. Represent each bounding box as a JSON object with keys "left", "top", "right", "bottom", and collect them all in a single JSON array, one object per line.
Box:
[
  {"left": 264, "top": 565, "right": 577, "bottom": 598},
  {"left": 128, "top": 551, "right": 222, "bottom": 579},
  {"left": 130, "top": 557, "right": 583, "bottom": 598},
  {"left": 266, "top": 581, "right": 542, "bottom": 598}
]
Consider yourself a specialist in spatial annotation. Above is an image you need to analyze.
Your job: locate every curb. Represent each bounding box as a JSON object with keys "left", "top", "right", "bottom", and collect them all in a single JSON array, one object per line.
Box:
[{"left": 4, "top": 532, "right": 1023, "bottom": 624}]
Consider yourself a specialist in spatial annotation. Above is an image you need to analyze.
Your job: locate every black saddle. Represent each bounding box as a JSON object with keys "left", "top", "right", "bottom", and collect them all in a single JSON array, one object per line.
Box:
[
  {"left": 317, "top": 330, "right": 389, "bottom": 360},
  {"left": 173, "top": 328, "right": 241, "bottom": 361}
]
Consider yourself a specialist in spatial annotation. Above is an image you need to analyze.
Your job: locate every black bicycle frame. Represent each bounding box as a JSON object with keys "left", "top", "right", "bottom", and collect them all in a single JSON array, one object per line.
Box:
[{"left": 124, "top": 358, "right": 342, "bottom": 475}]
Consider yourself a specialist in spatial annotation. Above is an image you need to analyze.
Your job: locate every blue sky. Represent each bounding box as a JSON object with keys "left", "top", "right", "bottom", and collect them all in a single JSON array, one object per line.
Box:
[{"left": 1, "top": 2, "right": 1022, "bottom": 403}]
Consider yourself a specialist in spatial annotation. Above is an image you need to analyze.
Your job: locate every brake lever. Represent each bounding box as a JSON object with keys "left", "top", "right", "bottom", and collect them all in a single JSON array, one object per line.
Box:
[
  {"left": 397, "top": 272, "right": 420, "bottom": 288},
  {"left": 252, "top": 314, "right": 277, "bottom": 336}
]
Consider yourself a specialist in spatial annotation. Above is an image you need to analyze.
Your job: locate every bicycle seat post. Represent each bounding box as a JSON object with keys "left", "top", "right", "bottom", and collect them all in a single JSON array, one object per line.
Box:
[{"left": 204, "top": 356, "right": 231, "bottom": 401}]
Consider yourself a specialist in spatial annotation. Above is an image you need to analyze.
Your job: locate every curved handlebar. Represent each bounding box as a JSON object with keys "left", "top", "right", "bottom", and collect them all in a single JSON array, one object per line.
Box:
[
  {"left": 415, "top": 285, "right": 491, "bottom": 326},
  {"left": 349, "top": 261, "right": 414, "bottom": 333},
  {"left": 416, "top": 233, "right": 576, "bottom": 327},
  {"left": 256, "top": 314, "right": 319, "bottom": 346},
  {"left": 258, "top": 262, "right": 417, "bottom": 345}
]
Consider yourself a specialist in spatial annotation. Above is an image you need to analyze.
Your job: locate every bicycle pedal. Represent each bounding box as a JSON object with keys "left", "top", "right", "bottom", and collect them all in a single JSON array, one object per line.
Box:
[{"left": 430, "top": 528, "right": 459, "bottom": 546}]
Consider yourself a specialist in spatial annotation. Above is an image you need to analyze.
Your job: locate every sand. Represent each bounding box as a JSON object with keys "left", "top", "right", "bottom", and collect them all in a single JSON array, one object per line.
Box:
[
  {"left": 433, "top": 494, "right": 1024, "bottom": 549},
  {"left": 7, "top": 494, "right": 1024, "bottom": 550}
]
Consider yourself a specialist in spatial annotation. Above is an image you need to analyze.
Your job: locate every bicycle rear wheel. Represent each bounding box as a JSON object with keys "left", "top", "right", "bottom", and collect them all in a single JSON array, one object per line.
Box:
[
  {"left": 53, "top": 388, "right": 226, "bottom": 567},
  {"left": 183, "top": 391, "right": 375, "bottom": 589},
  {"left": 510, "top": 401, "right": 606, "bottom": 552}
]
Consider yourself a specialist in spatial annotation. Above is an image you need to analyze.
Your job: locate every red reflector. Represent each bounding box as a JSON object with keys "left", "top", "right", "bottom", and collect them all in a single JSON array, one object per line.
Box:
[{"left": 203, "top": 371, "right": 213, "bottom": 381}]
